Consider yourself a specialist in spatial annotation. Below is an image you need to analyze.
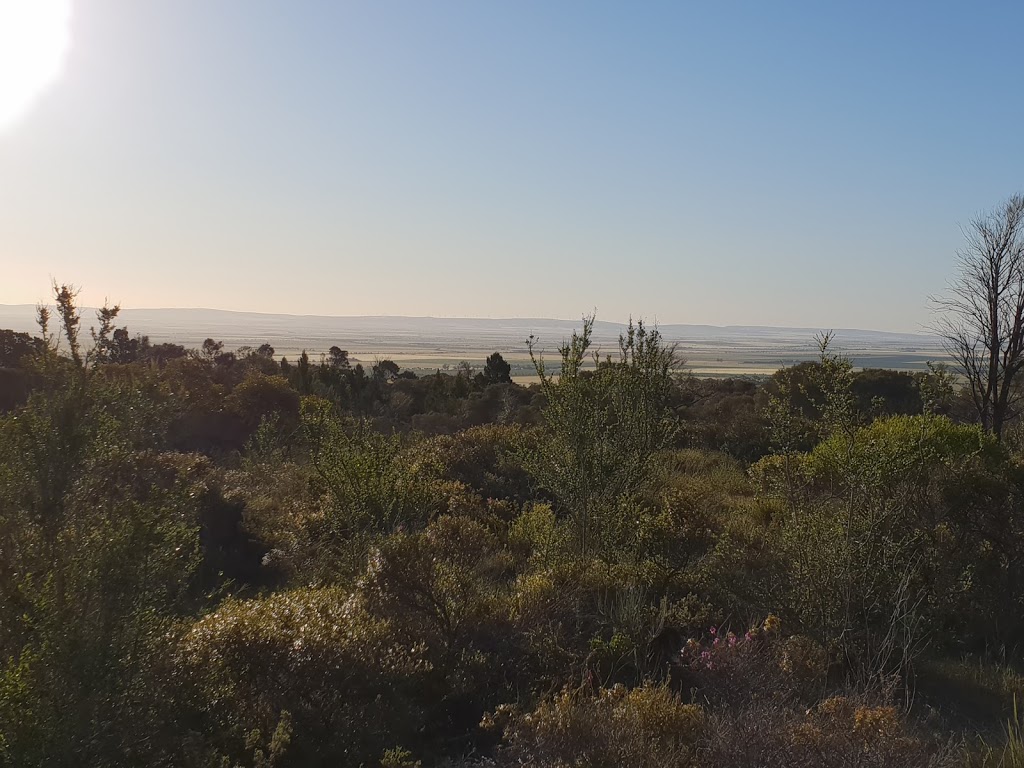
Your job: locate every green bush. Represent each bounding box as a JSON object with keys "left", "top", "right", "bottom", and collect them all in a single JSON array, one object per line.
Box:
[
  {"left": 752, "top": 413, "right": 1024, "bottom": 681},
  {"left": 178, "top": 588, "right": 430, "bottom": 767},
  {"left": 0, "top": 421, "right": 205, "bottom": 765},
  {"left": 525, "top": 316, "right": 680, "bottom": 559},
  {"left": 407, "top": 424, "right": 534, "bottom": 504},
  {"left": 226, "top": 371, "right": 300, "bottom": 430}
]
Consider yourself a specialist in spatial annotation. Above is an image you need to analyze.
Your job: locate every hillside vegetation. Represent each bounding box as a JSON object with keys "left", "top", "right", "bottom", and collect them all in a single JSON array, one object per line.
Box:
[{"left": 3, "top": 286, "right": 1024, "bottom": 766}]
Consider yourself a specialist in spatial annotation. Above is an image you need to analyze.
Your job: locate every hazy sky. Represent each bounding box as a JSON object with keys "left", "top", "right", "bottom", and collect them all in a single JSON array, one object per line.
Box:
[{"left": 1, "top": 1, "right": 1022, "bottom": 331}]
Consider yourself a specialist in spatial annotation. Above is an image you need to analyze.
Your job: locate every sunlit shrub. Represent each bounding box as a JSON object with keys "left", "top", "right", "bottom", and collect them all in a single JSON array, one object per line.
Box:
[
  {"left": 525, "top": 316, "right": 681, "bottom": 559},
  {"left": 360, "top": 515, "right": 512, "bottom": 660},
  {"left": 225, "top": 371, "right": 300, "bottom": 429},
  {"left": 302, "top": 397, "right": 438, "bottom": 530},
  {"left": 751, "top": 413, "right": 1024, "bottom": 679},
  {"left": 407, "top": 424, "right": 534, "bottom": 504},
  {"left": 491, "top": 683, "right": 703, "bottom": 767},
  {"left": 178, "top": 587, "right": 430, "bottom": 766}
]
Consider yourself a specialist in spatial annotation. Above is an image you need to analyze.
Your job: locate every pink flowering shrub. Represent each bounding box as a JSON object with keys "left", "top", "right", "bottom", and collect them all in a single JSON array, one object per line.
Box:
[
  {"left": 678, "top": 616, "right": 827, "bottom": 707},
  {"left": 482, "top": 678, "right": 957, "bottom": 768}
]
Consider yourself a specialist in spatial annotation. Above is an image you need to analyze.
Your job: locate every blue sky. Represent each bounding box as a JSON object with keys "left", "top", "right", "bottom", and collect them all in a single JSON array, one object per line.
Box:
[{"left": 1, "top": 0, "right": 1022, "bottom": 331}]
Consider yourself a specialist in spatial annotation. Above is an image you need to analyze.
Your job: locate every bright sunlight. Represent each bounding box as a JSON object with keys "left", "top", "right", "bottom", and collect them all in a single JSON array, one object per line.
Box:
[{"left": 0, "top": 0, "right": 72, "bottom": 131}]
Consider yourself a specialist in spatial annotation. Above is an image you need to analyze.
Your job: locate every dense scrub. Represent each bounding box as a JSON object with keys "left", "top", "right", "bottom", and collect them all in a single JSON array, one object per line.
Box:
[{"left": 3, "top": 293, "right": 1024, "bottom": 766}]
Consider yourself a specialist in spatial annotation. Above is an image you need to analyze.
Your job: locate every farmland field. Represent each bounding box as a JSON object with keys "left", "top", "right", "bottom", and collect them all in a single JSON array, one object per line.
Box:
[{"left": 0, "top": 305, "right": 947, "bottom": 378}]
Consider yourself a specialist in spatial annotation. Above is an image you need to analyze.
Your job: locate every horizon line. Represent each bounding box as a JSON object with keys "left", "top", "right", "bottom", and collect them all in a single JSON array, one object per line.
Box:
[{"left": 0, "top": 302, "right": 938, "bottom": 338}]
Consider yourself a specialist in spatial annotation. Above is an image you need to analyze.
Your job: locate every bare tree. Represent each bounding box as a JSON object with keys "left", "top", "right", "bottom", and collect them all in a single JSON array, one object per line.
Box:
[{"left": 932, "top": 195, "right": 1024, "bottom": 440}]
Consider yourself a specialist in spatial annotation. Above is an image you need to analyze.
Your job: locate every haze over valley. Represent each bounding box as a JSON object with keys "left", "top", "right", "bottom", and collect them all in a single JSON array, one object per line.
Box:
[{"left": 0, "top": 303, "right": 945, "bottom": 378}]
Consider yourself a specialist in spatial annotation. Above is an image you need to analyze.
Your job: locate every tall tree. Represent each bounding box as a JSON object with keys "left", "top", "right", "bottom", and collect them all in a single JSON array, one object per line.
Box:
[
  {"left": 933, "top": 195, "right": 1024, "bottom": 440},
  {"left": 296, "top": 350, "right": 312, "bottom": 394},
  {"left": 482, "top": 352, "right": 512, "bottom": 384},
  {"left": 328, "top": 346, "right": 350, "bottom": 369},
  {"left": 372, "top": 359, "right": 400, "bottom": 382},
  {"left": 200, "top": 338, "right": 224, "bottom": 362}
]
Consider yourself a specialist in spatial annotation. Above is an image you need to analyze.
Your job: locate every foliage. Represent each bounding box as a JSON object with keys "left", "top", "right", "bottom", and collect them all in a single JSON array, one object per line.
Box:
[
  {"left": 302, "top": 397, "right": 435, "bottom": 535},
  {"left": 0, "top": 400, "right": 205, "bottom": 764},
  {"left": 3, "top": 286, "right": 1024, "bottom": 765},
  {"left": 226, "top": 371, "right": 301, "bottom": 429},
  {"left": 481, "top": 352, "right": 512, "bottom": 385},
  {"left": 526, "top": 315, "right": 680, "bottom": 558},
  {"left": 491, "top": 683, "right": 704, "bottom": 767},
  {"left": 361, "top": 515, "right": 511, "bottom": 661},
  {"left": 178, "top": 587, "right": 430, "bottom": 767},
  {"left": 0, "top": 329, "right": 42, "bottom": 369},
  {"left": 753, "top": 411, "right": 1021, "bottom": 684},
  {"left": 968, "top": 696, "right": 1024, "bottom": 767},
  {"left": 406, "top": 423, "right": 534, "bottom": 504},
  {"left": 676, "top": 376, "right": 771, "bottom": 461}
]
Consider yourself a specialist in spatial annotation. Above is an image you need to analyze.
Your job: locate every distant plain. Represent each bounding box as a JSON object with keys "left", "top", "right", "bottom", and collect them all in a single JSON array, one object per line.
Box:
[{"left": 0, "top": 305, "right": 947, "bottom": 380}]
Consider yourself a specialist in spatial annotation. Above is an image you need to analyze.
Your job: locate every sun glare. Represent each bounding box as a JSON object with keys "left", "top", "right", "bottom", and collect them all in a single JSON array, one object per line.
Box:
[{"left": 0, "top": 0, "right": 72, "bottom": 131}]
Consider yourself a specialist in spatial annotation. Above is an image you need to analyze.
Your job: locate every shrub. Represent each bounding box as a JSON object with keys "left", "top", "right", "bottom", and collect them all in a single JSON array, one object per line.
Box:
[
  {"left": 525, "top": 316, "right": 680, "bottom": 559},
  {"left": 491, "top": 683, "right": 703, "bottom": 768},
  {"left": 301, "top": 397, "right": 435, "bottom": 536},
  {"left": 358, "top": 515, "right": 520, "bottom": 757},
  {"left": 702, "top": 696, "right": 957, "bottom": 767},
  {"left": 408, "top": 424, "right": 534, "bottom": 504},
  {"left": 753, "top": 414, "right": 1024, "bottom": 672},
  {"left": 178, "top": 588, "right": 430, "bottom": 767},
  {"left": 360, "top": 515, "right": 511, "bottom": 660},
  {"left": 678, "top": 616, "right": 826, "bottom": 708},
  {"left": 225, "top": 371, "right": 300, "bottom": 429}
]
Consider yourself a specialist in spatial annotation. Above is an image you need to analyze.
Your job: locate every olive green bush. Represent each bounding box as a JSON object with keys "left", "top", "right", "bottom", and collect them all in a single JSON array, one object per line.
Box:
[
  {"left": 525, "top": 316, "right": 680, "bottom": 559},
  {"left": 490, "top": 683, "right": 704, "bottom": 768},
  {"left": 753, "top": 412, "right": 1024, "bottom": 684},
  {"left": 0, "top": 377, "right": 206, "bottom": 765},
  {"left": 178, "top": 588, "right": 431, "bottom": 767}
]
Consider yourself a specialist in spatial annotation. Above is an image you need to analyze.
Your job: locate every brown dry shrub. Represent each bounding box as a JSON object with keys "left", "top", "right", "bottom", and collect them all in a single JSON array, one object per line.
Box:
[
  {"left": 702, "top": 695, "right": 957, "bottom": 768},
  {"left": 492, "top": 683, "right": 703, "bottom": 768}
]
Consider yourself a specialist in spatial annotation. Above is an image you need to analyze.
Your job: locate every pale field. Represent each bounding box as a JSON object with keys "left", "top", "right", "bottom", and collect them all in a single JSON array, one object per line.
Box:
[
  {"left": 0, "top": 305, "right": 948, "bottom": 380},
  {"left": 273, "top": 345, "right": 945, "bottom": 380}
]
